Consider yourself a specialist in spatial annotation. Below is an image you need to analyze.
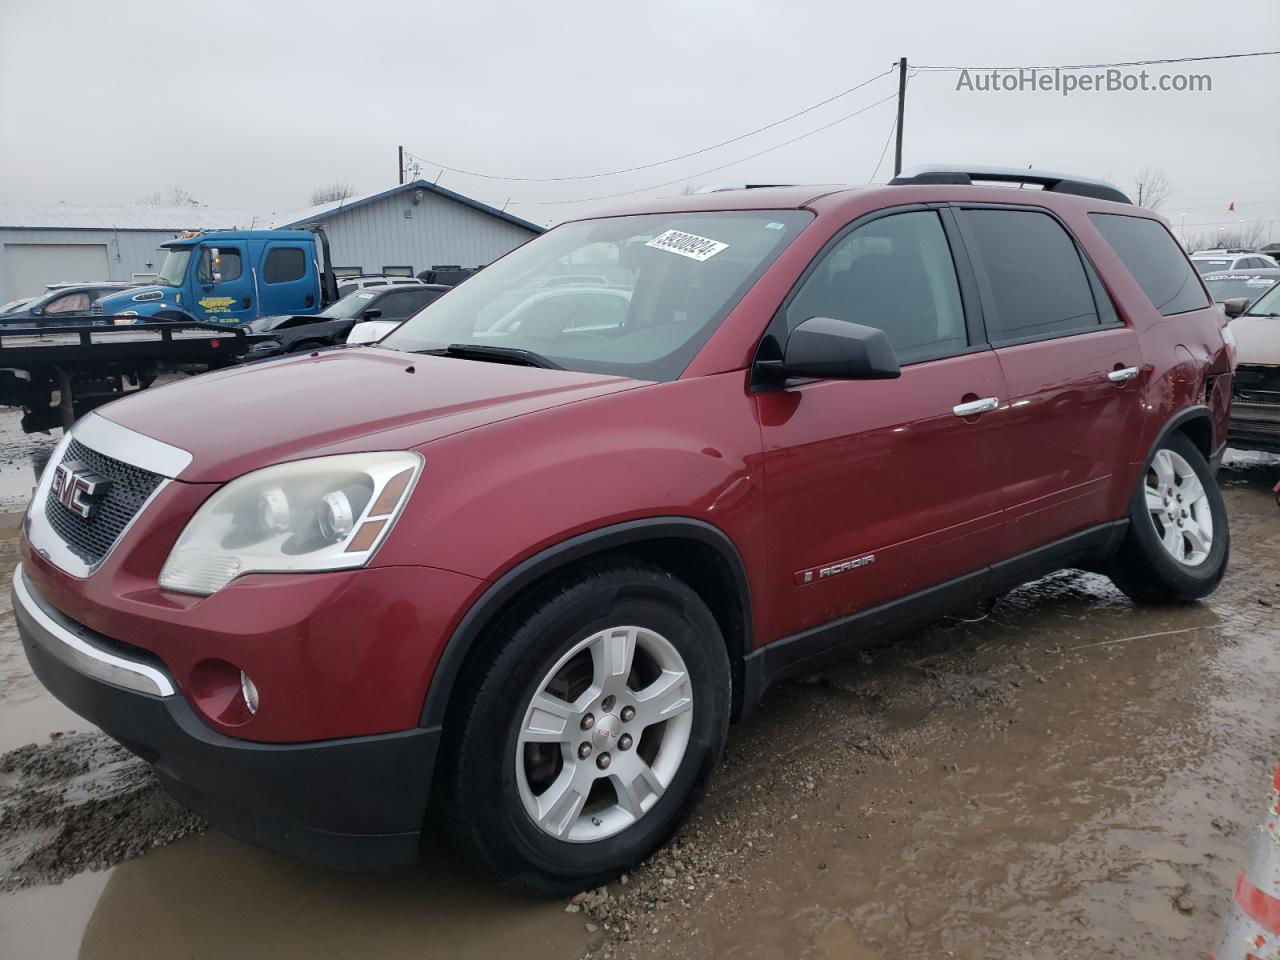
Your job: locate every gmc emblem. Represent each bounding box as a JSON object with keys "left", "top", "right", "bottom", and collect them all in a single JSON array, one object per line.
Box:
[{"left": 50, "top": 462, "right": 110, "bottom": 519}]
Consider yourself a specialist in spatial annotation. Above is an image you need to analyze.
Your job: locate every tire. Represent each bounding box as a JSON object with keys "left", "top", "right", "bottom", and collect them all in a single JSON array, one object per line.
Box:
[
  {"left": 1107, "top": 431, "right": 1229, "bottom": 603},
  {"left": 440, "top": 562, "right": 730, "bottom": 895},
  {"left": 290, "top": 339, "right": 327, "bottom": 353}
]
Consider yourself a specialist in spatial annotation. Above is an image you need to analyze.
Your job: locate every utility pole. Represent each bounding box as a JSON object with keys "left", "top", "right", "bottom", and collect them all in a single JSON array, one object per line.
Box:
[
  {"left": 398, "top": 145, "right": 405, "bottom": 185},
  {"left": 893, "top": 58, "right": 907, "bottom": 177}
]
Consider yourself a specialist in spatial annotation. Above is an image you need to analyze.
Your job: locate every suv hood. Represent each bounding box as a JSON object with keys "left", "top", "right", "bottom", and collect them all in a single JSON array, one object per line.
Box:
[
  {"left": 93, "top": 347, "right": 645, "bottom": 483},
  {"left": 1233, "top": 316, "right": 1280, "bottom": 366}
]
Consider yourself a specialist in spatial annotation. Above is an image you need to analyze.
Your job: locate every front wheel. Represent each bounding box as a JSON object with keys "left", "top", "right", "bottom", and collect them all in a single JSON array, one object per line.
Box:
[
  {"left": 1107, "top": 431, "right": 1229, "bottom": 603},
  {"left": 440, "top": 563, "right": 730, "bottom": 895}
]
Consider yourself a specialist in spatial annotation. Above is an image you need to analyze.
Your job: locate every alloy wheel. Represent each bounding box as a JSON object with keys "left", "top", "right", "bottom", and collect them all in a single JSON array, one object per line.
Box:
[
  {"left": 515, "top": 625, "right": 694, "bottom": 843},
  {"left": 1144, "top": 448, "right": 1214, "bottom": 567}
]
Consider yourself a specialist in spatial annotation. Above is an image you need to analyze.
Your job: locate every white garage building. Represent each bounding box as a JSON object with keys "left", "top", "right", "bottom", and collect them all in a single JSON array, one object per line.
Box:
[{"left": 0, "top": 180, "right": 543, "bottom": 305}]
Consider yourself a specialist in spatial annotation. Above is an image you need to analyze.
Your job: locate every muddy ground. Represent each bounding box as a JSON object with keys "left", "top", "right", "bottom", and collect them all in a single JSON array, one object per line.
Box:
[{"left": 0, "top": 433, "right": 1277, "bottom": 959}]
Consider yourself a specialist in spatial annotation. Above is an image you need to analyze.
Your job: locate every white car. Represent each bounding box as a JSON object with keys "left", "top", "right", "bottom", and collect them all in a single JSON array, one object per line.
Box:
[
  {"left": 334, "top": 275, "right": 426, "bottom": 298},
  {"left": 1191, "top": 250, "right": 1278, "bottom": 276}
]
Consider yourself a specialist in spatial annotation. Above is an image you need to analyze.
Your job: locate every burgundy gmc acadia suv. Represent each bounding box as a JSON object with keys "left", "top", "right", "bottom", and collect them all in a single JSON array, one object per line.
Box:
[{"left": 13, "top": 166, "right": 1235, "bottom": 894}]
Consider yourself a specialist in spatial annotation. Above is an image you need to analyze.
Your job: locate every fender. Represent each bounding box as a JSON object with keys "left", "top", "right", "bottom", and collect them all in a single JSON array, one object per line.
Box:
[
  {"left": 418, "top": 517, "right": 753, "bottom": 729},
  {"left": 1144, "top": 404, "right": 1216, "bottom": 466}
]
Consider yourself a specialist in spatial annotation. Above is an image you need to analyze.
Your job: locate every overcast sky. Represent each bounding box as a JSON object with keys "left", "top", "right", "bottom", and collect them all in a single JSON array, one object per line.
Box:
[{"left": 2, "top": 0, "right": 1278, "bottom": 243}]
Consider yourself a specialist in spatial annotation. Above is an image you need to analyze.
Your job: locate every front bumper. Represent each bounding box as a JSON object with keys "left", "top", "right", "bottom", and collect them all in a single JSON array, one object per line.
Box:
[
  {"left": 13, "top": 564, "right": 439, "bottom": 870},
  {"left": 1228, "top": 402, "right": 1280, "bottom": 455}
]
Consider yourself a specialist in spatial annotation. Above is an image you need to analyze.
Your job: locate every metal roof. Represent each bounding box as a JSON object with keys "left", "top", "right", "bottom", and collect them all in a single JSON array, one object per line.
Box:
[
  {"left": 0, "top": 203, "right": 259, "bottom": 232},
  {"left": 0, "top": 181, "right": 543, "bottom": 235},
  {"left": 261, "top": 180, "right": 544, "bottom": 234}
]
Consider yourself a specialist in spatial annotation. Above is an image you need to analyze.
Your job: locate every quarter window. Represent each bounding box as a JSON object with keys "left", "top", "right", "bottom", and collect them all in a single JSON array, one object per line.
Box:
[
  {"left": 1090, "top": 214, "right": 1211, "bottom": 316},
  {"left": 961, "top": 209, "right": 1100, "bottom": 342},
  {"left": 784, "top": 210, "right": 968, "bottom": 364},
  {"left": 263, "top": 247, "right": 306, "bottom": 284}
]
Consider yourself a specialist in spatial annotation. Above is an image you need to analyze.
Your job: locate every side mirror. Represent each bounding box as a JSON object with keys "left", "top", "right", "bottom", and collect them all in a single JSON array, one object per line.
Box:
[
  {"left": 761, "top": 317, "right": 901, "bottom": 382},
  {"left": 361, "top": 308, "right": 383, "bottom": 320},
  {"left": 1223, "top": 297, "right": 1249, "bottom": 319}
]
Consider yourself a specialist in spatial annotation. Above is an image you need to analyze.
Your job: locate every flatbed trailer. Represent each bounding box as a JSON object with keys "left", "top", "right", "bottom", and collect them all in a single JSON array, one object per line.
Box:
[{"left": 0, "top": 318, "right": 262, "bottom": 433}]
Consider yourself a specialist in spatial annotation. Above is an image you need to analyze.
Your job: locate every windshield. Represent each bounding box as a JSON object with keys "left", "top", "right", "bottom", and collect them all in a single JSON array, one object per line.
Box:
[
  {"left": 1245, "top": 281, "right": 1280, "bottom": 317},
  {"left": 157, "top": 247, "right": 193, "bottom": 287},
  {"left": 1193, "top": 258, "right": 1233, "bottom": 275},
  {"left": 381, "top": 211, "right": 811, "bottom": 380},
  {"left": 1205, "top": 275, "right": 1278, "bottom": 305},
  {"left": 320, "top": 290, "right": 381, "bottom": 319}
]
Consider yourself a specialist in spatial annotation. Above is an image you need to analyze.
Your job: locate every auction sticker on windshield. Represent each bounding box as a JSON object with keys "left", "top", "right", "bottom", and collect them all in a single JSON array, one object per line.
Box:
[{"left": 646, "top": 229, "right": 729, "bottom": 262}]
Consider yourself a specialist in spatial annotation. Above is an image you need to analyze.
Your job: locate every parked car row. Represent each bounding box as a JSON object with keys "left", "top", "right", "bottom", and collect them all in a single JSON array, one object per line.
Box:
[{"left": 1191, "top": 248, "right": 1278, "bottom": 275}]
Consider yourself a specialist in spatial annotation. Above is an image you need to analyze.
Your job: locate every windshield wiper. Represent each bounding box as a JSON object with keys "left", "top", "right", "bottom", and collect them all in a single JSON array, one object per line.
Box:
[{"left": 423, "top": 343, "right": 561, "bottom": 369}]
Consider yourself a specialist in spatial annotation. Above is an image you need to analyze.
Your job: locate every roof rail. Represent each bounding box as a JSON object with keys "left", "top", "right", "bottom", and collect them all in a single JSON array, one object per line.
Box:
[
  {"left": 693, "top": 183, "right": 796, "bottom": 194},
  {"left": 889, "top": 164, "right": 1132, "bottom": 204}
]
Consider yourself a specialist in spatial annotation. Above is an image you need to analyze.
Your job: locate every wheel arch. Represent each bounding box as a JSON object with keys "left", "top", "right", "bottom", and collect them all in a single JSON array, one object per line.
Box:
[
  {"left": 419, "top": 518, "right": 754, "bottom": 731},
  {"left": 1149, "top": 404, "right": 1215, "bottom": 463}
]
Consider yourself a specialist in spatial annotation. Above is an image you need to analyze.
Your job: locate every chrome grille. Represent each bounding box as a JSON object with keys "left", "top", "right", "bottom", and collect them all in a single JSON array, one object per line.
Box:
[
  {"left": 44, "top": 439, "right": 163, "bottom": 565},
  {"left": 90, "top": 302, "right": 103, "bottom": 317}
]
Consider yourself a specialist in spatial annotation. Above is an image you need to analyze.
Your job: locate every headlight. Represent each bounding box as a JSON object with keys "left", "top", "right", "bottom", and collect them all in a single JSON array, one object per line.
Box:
[
  {"left": 113, "top": 312, "right": 140, "bottom": 325},
  {"left": 158, "top": 452, "right": 423, "bottom": 595},
  {"left": 247, "top": 339, "right": 281, "bottom": 353}
]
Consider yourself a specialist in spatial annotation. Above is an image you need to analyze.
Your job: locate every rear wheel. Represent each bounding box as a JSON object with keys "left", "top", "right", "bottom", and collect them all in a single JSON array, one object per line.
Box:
[
  {"left": 441, "top": 563, "right": 730, "bottom": 895},
  {"left": 1107, "top": 432, "right": 1228, "bottom": 602},
  {"left": 290, "top": 339, "right": 327, "bottom": 353}
]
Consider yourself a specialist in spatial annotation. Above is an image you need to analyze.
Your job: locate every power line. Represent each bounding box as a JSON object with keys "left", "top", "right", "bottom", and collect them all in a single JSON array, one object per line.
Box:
[
  {"left": 913, "top": 50, "right": 1280, "bottom": 71},
  {"left": 403, "top": 67, "right": 895, "bottom": 184},
  {"left": 487, "top": 92, "right": 898, "bottom": 208},
  {"left": 870, "top": 113, "right": 898, "bottom": 183}
]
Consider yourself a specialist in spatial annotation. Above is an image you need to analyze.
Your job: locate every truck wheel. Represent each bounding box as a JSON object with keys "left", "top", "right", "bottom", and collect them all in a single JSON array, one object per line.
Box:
[
  {"left": 290, "top": 340, "right": 327, "bottom": 353},
  {"left": 441, "top": 563, "right": 730, "bottom": 895},
  {"left": 1107, "top": 432, "right": 1229, "bottom": 603}
]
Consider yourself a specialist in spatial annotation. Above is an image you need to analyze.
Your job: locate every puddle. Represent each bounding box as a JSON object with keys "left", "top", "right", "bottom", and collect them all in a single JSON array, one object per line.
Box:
[
  {"left": 0, "top": 412, "right": 56, "bottom": 515},
  {"left": 0, "top": 833, "right": 593, "bottom": 960}
]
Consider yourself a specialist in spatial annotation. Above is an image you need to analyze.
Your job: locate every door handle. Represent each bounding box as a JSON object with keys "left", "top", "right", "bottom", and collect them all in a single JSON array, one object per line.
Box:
[
  {"left": 952, "top": 397, "right": 999, "bottom": 417},
  {"left": 1108, "top": 366, "right": 1140, "bottom": 383}
]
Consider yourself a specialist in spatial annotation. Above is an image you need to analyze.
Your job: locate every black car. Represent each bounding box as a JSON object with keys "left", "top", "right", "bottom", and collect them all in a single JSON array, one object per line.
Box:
[
  {"left": 240, "top": 284, "right": 450, "bottom": 361},
  {"left": 1, "top": 282, "right": 139, "bottom": 325}
]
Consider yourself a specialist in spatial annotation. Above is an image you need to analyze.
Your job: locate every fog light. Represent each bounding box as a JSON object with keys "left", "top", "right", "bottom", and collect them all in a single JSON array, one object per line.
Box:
[{"left": 240, "top": 671, "right": 260, "bottom": 715}]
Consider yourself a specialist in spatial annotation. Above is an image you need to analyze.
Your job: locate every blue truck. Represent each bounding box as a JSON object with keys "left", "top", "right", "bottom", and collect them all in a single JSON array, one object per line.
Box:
[{"left": 95, "top": 226, "right": 339, "bottom": 325}]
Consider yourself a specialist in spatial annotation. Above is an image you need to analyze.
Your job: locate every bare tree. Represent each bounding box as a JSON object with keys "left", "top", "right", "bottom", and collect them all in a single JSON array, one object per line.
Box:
[
  {"left": 138, "top": 185, "right": 199, "bottom": 206},
  {"left": 1133, "top": 168, "right": 1171, "bottom": 211},
  {"left": 310, "top": 181, "right": 355, "bottom": 205},
  {"left": 1186, "top": 223, "right": 1266, "bottom": 253}
]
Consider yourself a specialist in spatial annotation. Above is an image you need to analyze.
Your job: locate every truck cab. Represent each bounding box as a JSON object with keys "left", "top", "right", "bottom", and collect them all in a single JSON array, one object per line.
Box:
[{"left": 96, "top": 228, "right": 337, "bottom": 325}]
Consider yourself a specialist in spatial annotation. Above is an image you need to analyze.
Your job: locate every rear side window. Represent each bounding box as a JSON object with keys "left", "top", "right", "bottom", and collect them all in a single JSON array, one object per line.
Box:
[
  {"left": 1091, "top": 214, "right": 1210, "bottom": 315},
  {"left": 264, "top": 247, "right": 306, "bottom": 284},
  {"left": 961, "top": 209, "right": 1099, "bottom": 342}
]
